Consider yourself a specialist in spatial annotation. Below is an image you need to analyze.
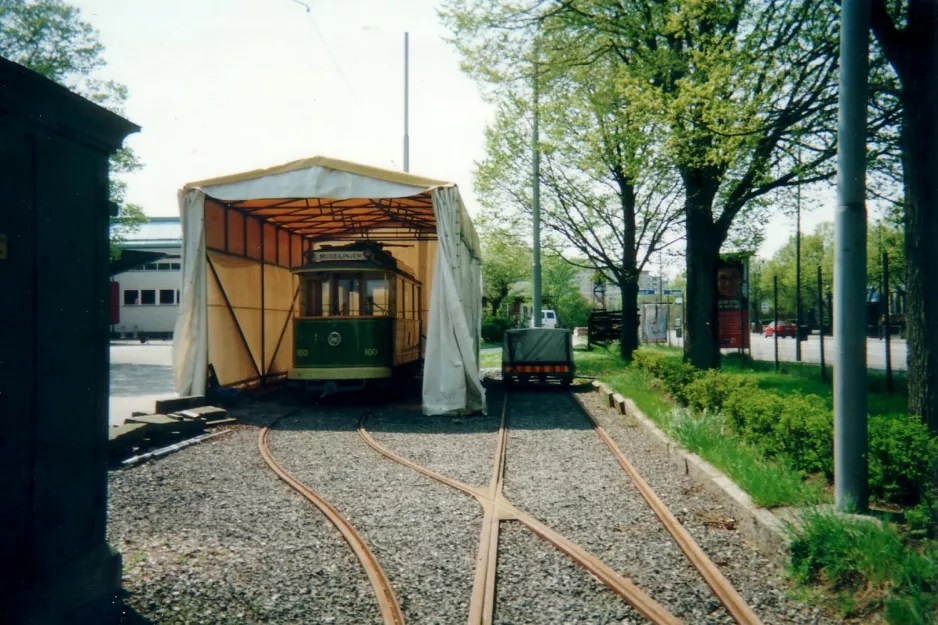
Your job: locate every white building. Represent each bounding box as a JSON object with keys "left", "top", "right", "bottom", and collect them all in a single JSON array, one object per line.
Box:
[
  {"left": 574, "top": 270, "right": 661, "bottom": 310},
  {"left": 112, "top": 217, "right": 182, "bottom": 339}
]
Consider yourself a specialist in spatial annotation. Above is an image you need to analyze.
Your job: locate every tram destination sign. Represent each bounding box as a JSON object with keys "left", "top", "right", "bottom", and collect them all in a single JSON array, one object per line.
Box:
[{"left": 312, "top": 250, "right": 367, "bottom": 262}]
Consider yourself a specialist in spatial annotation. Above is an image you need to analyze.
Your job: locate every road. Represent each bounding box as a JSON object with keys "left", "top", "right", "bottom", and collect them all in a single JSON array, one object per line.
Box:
[
  {"left": 109, "top": 340, "right": 175, "bottom": 426},
  {"left": 670, "top": 332, "right": 907, "bottom": 371}
]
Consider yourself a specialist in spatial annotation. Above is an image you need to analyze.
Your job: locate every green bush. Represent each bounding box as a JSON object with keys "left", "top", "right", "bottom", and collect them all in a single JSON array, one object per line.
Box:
[
  {"left": 684, "top": 370, "right": 756, "bottom": 414},
  {"left": 868, "top": 415, "right": 938, "bottom": 503},
  {"left": 776, "top": 394, "right": 834, "bottom": 479},
  {"left": 481, "top": 316, "right": 513, "bottom": 343},
  {"left": 724, "top": 388, "right": 785, "bottom": 438},
  {"left": 630, "top": 348, "right": 669, "bottom": 375}
]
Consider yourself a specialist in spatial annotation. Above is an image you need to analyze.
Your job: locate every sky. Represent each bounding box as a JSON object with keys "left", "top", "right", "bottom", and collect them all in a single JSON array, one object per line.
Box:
[{"left": 76, "top": 0, "right": 837, "bottom": 264}]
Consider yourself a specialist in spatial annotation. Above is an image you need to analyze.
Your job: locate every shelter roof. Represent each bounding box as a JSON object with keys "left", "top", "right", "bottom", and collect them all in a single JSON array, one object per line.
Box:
[{"left": 181, "top": 156, "right": 477, "bottom": 254}]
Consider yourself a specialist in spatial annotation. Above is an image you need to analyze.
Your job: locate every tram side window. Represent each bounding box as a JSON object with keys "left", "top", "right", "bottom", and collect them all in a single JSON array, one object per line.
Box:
[
  {"left": 364, "top": 275, "right": 389, "bottom": 316},
  {"left": 410, "top": 283, "right": 417, "bottom": 319},
  {"left": 399, "top": 278, "right": 406, "bottom": 319}
]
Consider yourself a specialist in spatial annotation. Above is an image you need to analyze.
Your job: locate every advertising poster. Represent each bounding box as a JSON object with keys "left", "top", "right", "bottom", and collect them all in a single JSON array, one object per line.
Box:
[
  {"left": 641, "top": 303, "right": 669, "bottom": 344},
  {"left": 716, "top": 256, "right": 749, "bottom": 349}
]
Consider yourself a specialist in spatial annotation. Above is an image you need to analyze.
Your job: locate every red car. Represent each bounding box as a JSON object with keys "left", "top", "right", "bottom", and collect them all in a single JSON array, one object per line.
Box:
[{"left": 763, "top": 321, "right": 797, "bottom": 338}]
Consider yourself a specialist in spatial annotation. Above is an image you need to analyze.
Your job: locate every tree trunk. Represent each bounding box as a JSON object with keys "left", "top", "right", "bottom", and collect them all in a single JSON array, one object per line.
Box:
[
  {"left": 620, "top": 278, "right": 639, "bottom": 358},
  {"left": 682, "top": 173, "right": 722, "bottom": 370},
  {"left": 619, "top": 181, "right": 639, "bottom": 359},
  {"left": 902, "top": 65, "right": 938, "bottom": 432}
]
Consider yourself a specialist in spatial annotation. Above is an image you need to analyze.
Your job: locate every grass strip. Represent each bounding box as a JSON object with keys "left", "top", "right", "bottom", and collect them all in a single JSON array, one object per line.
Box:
[{"left": 787, "top": 510, "right": 938, "bottom": 624}]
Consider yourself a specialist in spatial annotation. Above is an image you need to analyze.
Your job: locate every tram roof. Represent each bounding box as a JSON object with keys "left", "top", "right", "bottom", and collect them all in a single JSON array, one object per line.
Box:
[{"left": 181, "top": 156, "right": 478, "bottom": 256}]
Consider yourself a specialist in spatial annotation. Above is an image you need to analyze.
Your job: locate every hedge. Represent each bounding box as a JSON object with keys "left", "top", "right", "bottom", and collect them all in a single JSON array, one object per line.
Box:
[{"left": 630, "top": 349, "right": 938, "bottom": 503}]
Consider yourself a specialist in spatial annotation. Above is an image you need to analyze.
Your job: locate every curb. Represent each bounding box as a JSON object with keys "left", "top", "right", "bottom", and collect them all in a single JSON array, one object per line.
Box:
[{"left": 586, "top": 380, "right": 791, "bottom": 566}]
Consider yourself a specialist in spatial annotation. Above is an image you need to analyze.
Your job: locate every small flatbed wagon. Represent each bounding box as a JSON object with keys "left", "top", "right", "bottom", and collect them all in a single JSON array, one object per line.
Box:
[{"left": 501, "top": 328, "right": 575, "bottom": 388}]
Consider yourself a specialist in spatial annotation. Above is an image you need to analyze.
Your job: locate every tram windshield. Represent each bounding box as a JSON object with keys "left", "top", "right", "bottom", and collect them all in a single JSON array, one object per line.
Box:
[{"left": 299, "top": 271, "right": 391, "bottom": 317}]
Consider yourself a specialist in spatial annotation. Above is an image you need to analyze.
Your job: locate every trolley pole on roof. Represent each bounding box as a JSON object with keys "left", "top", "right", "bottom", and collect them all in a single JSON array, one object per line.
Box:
[
  {"left": 834, "top": 0, "right": 870, "bottom": 513},
  {"left": 403, "top": 32, "right": 410, "bottom": 172},
  {"left": 531, "top": 48, "right": 542, "bottom": 327}
]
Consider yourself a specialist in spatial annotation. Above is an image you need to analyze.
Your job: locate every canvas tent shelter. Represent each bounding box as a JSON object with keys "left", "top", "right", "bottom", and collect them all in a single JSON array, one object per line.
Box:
[{"left": 172, "top": 156, "right": 485, "bottom": 415}]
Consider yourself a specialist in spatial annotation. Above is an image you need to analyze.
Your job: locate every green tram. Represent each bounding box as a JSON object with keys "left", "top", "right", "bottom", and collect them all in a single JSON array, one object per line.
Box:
[{"left": 289, "top": 242, "right": 423, "bottom": 394}]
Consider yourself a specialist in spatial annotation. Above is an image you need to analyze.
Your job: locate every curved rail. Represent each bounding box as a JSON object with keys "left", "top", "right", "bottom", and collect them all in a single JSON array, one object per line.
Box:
[
  {"left": 358, "top": 395, "right": 682, "bottom": 625},
  {"left": 259, "top": 412, "right": 405, "bottom": 625},
  {"left": 581, "top": 401, "right": 764, "bottom": 625}
]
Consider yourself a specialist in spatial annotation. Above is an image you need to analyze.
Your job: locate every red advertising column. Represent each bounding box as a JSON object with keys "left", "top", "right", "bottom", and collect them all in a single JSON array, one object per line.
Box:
[{"left": 716, "top": 257, "right": 749, "bottom": 349}]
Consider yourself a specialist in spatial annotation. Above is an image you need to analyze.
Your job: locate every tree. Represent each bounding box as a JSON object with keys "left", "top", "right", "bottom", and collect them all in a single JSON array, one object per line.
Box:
[
  {"left": 446, "top": 1, "right": 905, "bottom": 370},
  {"left": 445, "top": 5, "right": 683, "bottom": 358},
  {"left": 869, "top": 0, "right": 938, "bottom": 430},
  {"left": 478, "top": 220, "right": 531, "bottom": 316},
  {"left": 758, "top": 222, "right": 835, "bottom": 320},
  {"left": 541, "top": 254, "right": 592, "bottom": 328},
  {"left": 0, "top": 0, "right": 146, "bottom": 259}
]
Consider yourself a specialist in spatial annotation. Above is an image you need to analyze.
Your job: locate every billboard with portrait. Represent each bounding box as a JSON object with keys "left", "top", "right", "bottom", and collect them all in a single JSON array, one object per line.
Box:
[{"left": 716, "top": 256, "right": 749, "bottom": 349}]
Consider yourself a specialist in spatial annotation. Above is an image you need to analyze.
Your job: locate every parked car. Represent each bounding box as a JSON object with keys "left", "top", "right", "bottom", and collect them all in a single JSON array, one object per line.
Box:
[
  {"left": 763, "top": 320, "right": 797, "bottom": 338},
  {"left": 530, "top": 309, "right": 559, "bottom": 329}
]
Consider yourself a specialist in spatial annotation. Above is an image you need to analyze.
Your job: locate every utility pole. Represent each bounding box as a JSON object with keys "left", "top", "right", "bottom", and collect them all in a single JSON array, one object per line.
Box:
[
  {"left": 531, "top": 48, "right": 541, "bottom": 328},
  {"left": 796, "top": 144, "right": 803, "bottom": 361},
  {"left": 403, "top": 32, "right": 410, "bottom": 172},
  {"left": 834, "top": 0, "right": 870, "bottom": 512}
]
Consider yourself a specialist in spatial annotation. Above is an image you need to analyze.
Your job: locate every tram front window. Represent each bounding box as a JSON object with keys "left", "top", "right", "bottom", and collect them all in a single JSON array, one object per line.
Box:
[
  {"left": 302, "top": 278, "right": 324, "bottom": 316},
  {"left": 365, "top": 274, "right": 390, "bottom": 316},
  {"left": 336, "top": 275, "right": 361, "bottom": 316}
]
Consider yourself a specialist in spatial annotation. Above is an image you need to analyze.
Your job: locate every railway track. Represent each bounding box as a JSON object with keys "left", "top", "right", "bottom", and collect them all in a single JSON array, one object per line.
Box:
[{"left": 260, "top": 388, "right": 765, "bottom": 625}]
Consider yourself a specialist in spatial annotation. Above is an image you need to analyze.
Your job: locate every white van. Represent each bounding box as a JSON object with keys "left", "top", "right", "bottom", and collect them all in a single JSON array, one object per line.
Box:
[{"left": 530, "top": 309, "right": 559, "bottom": 329}]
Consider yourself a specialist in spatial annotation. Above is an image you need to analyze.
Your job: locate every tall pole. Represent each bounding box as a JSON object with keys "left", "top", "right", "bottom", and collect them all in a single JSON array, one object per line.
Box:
[
  {"left": 796, "top": 145, "right": 803, "bottom": 361},
  {"left": 403, "top": 32, "right": 410, "bottom": 172},
  {"left": 774, "top": 275, "right": 779, "bottom": 372},
  {"left": 883, "top": 252, "right": 893, "bottom": 392},
  {"left": 834, "top": 0, "right": 870, "bottom": 512},
  {"left": 818, "top": 265, "right": 827, "bottom": 382},
  {"left": 531, "top": 52, "right": 541, "bottom": 327}
]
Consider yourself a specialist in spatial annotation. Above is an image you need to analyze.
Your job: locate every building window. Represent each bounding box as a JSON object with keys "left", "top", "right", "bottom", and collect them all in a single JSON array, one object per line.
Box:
[
  {"left": 176, "top": 290, "right": 181, "bottom": 304},
  {"left": 144, "top": 263, "right": 158, "bottom": 271},
  {"left": 141, "top": 290, "right": 156, "bottom": 305},
  {"left": 123, "top": 290, "right": 139, "bottom": 305},
  {"left": 171, "top": 262, "right": 181, "bottom": 270},
  {"left": 159, "top": 289, "right": 175, "bottom": 305}
]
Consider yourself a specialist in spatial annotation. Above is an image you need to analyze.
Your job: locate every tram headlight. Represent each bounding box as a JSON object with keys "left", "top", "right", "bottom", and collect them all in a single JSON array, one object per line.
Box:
[{"left": 327, "top": 331, "right": 342, "bottom": 347}]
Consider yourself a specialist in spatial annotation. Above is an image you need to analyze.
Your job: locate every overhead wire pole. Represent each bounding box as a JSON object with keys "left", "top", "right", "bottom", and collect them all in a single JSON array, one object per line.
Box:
[
  {"left": 796, "top": 143, "right": 803, "bottom": 361},
  {"left": 404, "top": 32, "right": 410, "bottom": 172},
  {"left": 531, "top": 45, "right": 542, "bottom": 328},
  {"left": 834, "top": 0, "right": 870, "bottom": 513}
]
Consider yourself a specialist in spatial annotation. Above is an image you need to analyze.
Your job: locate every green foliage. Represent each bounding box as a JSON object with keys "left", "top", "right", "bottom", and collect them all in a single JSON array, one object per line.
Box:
[
  {"left": 481, "top": 315, "right": 513, "bottom": 344},
  {"left": 723, "top": 387, "right": 785, "bottom": 438},
  {"left": 629, "top": 348, "right": 698, "bottom": 403},
  {"left": 479, "top": 223, "right": 530, "bottom": 316},
  {"left": 757, "top": 222, "right": 834, "bottom": 320},
  {"left": 541, "top": 255, "right": 591, "bottom": 328},
  {"left": 868, "top": 415, "right": 938, "bottom": 503},
  {"left": 666, "top": 408, "right": 827, "bottom": 508},
  {"left": 788, "top": 511, "right": 938, "bottom": 624},
  {"left": 776, "top": 395, "right": 834, "bottom": 479},
  {"left": 0, "top": 0, "right": 144, "bottom": 255},
  {"left": 683, "top": 369, "right": 756, "bottom": 414}
]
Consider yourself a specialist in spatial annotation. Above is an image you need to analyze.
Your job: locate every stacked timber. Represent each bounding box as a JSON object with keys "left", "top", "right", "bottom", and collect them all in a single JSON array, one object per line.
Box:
[{"left": 108, "top": 395, "right": 234, "bottom": 460}]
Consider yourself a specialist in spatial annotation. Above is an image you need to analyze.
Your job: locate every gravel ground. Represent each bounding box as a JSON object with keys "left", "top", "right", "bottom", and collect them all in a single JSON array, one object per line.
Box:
[
  {"left": 575, "top": 387, "right": 834, "bottom": 625},
  {"left": 107, "top": 425, "right": 382, "bottom": 625},
  {"left": 495, "top": 522, "right": 643, "bottom": 624},
  {"left": 365, "top": 398, "right": 500, "bottom": 489},
  {"left": 105, "top": 381, "right": 832, "bottom": 625},
  {"left": 266, "top": 406, "right": 482, "bottom": 624}
]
